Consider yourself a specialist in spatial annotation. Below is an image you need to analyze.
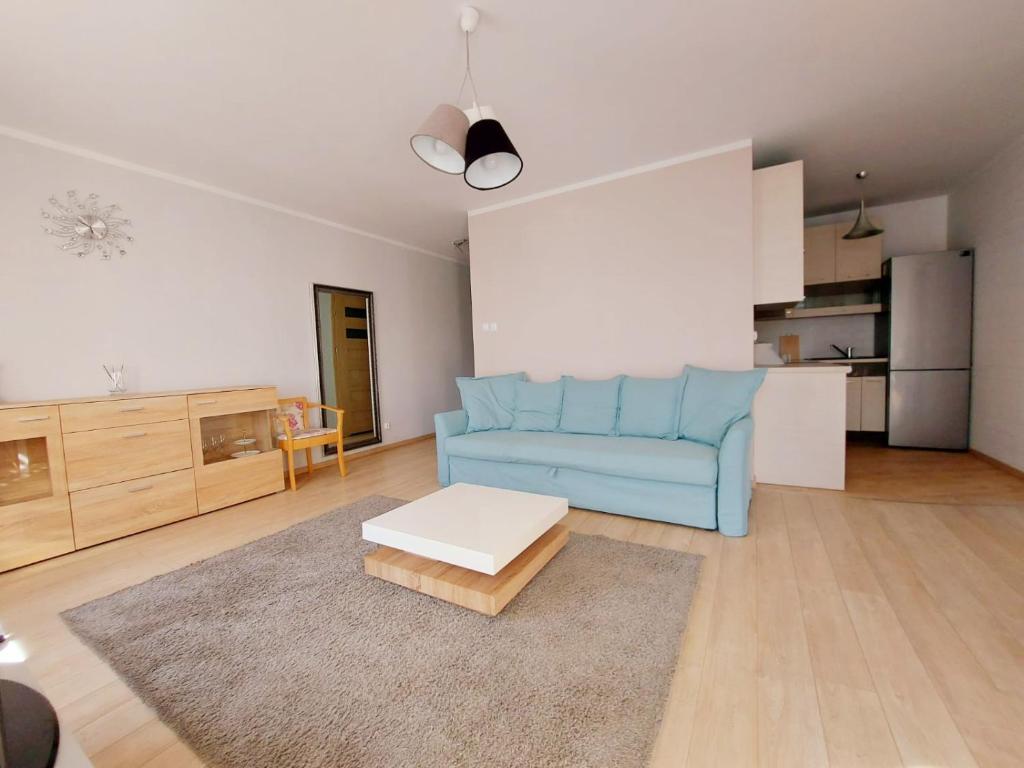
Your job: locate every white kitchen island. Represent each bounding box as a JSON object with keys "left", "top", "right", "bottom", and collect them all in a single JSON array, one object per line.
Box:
[{"left": 751, "top": 364, "right": 851, "bottom": 490}]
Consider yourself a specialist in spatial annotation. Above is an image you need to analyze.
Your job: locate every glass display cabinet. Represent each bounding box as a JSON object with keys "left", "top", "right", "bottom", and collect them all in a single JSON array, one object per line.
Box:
[
  {"left": 0, "top": 406, "right": 75, "bottom": 572},
  {"left": 188, "top": 388, "right": 285, "bottom": 513}
]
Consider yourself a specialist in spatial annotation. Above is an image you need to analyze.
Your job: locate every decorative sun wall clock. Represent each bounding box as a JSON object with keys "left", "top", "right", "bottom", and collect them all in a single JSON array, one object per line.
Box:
[{"left": 41, "top": 190, "right": 133, "bottom": 259}]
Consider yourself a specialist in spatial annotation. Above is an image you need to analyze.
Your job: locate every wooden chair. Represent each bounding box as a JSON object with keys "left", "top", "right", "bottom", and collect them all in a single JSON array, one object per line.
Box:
[{"left": 276, "top": 396, "right": 348, "bottom": 491}]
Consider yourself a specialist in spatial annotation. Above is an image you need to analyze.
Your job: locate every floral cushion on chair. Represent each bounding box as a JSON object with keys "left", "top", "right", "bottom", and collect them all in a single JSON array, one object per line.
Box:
[{"left": 278, "top": 400, "right": 305, "bottom": 436}]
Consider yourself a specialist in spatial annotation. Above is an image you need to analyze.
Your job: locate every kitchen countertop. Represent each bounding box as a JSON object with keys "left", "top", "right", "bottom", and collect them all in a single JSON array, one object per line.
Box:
[{"left": 758, "top": 364, "right": 852, "bottom": 374}]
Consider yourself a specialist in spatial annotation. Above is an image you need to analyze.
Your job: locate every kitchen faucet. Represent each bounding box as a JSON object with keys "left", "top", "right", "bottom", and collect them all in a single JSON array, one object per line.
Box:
[{"left": 831, "top": 344, "right": 854, "bottom": 358}]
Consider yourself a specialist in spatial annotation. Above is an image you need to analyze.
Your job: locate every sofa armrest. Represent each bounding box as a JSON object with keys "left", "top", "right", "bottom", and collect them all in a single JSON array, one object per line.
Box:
[
  {"left": 434, "top": 410, "right": 469, "bottom": 486},
  {"left": 716, "top": 416, "right": 754, "bottom": 537}
]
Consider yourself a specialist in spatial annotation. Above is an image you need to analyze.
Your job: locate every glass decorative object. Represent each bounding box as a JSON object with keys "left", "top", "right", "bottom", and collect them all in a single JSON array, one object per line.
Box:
[{"left": 103, "top": 364, "right": 127, "bottom": 394}]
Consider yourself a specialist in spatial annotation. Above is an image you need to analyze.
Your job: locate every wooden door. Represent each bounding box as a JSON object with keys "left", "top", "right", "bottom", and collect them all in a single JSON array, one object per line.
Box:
[
  {"left": 804, "top": 224, "right": 837, "bottom": 285},
  {"left": 835, "top": 221, "right": 883, "bottom": 281},
  {"left": 331, "top": 293, "right": 375, "bottom": 440}
]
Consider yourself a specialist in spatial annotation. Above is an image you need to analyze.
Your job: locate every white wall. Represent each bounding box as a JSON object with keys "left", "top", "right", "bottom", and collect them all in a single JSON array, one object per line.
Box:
[
  {"left": 0, "top": 135, "right": 474, "bottom": 453},
  {"left": 467, "top": 143, "right": 754, "bottom": 380},
  {"left": 806, "top": 195, "right": 949, "bottom": 258},
  {"left": 949, "top": 133, "right": 1024, "bottom": 471}
]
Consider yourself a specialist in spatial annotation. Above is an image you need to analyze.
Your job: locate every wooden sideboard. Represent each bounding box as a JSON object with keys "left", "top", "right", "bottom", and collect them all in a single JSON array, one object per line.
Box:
[{"left": 0, "top": 386, "right": 285, "bottom": 572}]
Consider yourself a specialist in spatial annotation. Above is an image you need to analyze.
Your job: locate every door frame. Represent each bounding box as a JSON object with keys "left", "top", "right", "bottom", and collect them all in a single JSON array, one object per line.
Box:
[{"left": 312, "top": 283, "right": 382, "bottom": 452}]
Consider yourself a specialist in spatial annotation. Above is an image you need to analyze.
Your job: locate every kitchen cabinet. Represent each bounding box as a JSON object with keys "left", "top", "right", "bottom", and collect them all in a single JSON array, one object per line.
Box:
[
  {"left": 860, "top": 377, "right": 887, "bottom": 431},
  {"left": 835, "top": 222, "right": 883, "bottom": 281},
  {"left": 846, "top": 378, "right": 862, "bottom": 431},
  {"left": 753, "top": 160, "right": 804, "bottom": 305},
  {"left": 803, "top": 221, "right": 883, "bottom": 285},
  {"left": 804, "top": 223, "right": 837, "bottom": 285},
  {"left": 846, "top": 376, "right": 886, "bottom": 432}
]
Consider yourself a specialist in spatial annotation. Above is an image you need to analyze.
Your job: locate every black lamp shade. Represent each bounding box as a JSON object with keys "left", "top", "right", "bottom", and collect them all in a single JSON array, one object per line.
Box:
[{"left": 464, "top": 119, "right": 523, "bottom": 190}]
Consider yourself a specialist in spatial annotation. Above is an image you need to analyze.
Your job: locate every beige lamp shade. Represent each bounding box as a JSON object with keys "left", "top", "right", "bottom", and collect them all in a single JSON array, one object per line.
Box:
[{"left": 410, "top": 104, "right": 470, "bottom": 174}]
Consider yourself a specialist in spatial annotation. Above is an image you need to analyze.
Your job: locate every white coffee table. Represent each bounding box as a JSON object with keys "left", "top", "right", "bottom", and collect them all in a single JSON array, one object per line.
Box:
[{"left": 362, "top": 483, "right": 569, "bottom": 616}]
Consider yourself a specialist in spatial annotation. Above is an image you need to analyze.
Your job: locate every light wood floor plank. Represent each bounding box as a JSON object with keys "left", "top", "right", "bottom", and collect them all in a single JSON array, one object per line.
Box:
[
  {"left": 756, "top": 492, "right": 829, "bottom": 768},
  {"left": 684, "top": 508, "right": 758, "bottom": 767},
  {"left": 792, "top": 494, "right": 903, "bottom": 768}
]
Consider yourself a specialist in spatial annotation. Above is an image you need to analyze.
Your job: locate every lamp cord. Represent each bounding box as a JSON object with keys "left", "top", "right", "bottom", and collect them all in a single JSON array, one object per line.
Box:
[{"left": 455, "top": 31, "right": 482, "bottom": 110}]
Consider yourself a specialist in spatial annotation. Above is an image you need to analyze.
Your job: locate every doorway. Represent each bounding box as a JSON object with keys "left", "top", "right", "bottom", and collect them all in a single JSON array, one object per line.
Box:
[{"left": 313, "top": 284, "right": 381, "bottom": 451}]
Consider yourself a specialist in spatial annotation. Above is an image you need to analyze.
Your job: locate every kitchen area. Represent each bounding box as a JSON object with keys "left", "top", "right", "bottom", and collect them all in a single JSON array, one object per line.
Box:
[{"left": 748, "top": 160, "right": 971, "bottom": 490}]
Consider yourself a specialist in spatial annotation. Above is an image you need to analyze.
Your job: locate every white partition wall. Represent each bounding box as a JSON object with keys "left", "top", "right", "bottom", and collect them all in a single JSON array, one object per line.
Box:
[{"left": 467, "top": 142, "right": 755, "bottom": 379}]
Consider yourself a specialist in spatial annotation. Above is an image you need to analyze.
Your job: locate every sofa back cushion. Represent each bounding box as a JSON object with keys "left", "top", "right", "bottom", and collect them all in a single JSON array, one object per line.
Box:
[
  {"left": 678, "top": 366, "right": 767, "bottom": 447},
  {"left": 618, "top": 376, "right": 684, "bottom": 439},
  {"left": 511, "top": 380, "right": 564, "bottom": 432},
  {"left": 558, "top": 376, "right": 623, "bottom": 435},
  {"left": 456, "top": 372, "right": 526, "bottom": 433}
]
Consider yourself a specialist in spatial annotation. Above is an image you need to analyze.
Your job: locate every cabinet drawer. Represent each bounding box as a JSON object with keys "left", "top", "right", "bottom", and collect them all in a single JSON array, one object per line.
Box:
[
  {"left": 71, "top": 468, "right": 198, "bottom": 548},
  {"left": 64, "top": 419, "right": 193, "bottom": 491},
  {"left": 188, "top": 388, "right": 277, "bottom": 419},
  {"left": 0, "top": 495, "right": 75, "bottom": 572},
  {"left": 196, "top": 450, "right": 284, "bottom": 513},
  {"left": 60, "top": 396, "right": 188, "bottom": 433},
  {"left": 0, "top": 406, "right": 61, "bottom": 440}
]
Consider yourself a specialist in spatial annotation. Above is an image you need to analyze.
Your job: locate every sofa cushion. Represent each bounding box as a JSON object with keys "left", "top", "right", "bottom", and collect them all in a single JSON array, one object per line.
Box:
[
  {"left": 618, "top": 376, "right": 684, "bottom": 440},
  {"left": 456, "top": 372, "right": 526, "bottom": 433},
  {"left": 678, "top": 366, "right": 767, "bottom": 447},
  {"left": 444, "top": 431, "right": 718, "bottom": 486},
  {"left": 512, "top": 380, "right": 564, "bottom": 432},
  {"left": 558, "top": 376, "right": 623, "bottom": 435}
]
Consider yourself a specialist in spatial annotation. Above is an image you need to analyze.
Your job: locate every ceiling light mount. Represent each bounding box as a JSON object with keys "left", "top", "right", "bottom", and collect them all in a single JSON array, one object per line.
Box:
[
  {"left": 843, "top": 170, "right": 885, "bottom": 240},
  {"left": 409, "top": 5, "right": 523, "bottom": 190}
]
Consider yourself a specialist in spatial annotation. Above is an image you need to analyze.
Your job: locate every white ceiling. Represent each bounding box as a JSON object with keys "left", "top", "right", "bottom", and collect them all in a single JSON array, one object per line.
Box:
[{"left": 3, "top": 1, "right": 1023, "bottom": 262}]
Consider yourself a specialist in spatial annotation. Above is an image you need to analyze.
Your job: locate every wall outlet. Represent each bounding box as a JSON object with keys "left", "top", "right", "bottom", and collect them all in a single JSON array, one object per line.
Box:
[{"left": 383, "top": 422, "right": 391, "bottom": 430}]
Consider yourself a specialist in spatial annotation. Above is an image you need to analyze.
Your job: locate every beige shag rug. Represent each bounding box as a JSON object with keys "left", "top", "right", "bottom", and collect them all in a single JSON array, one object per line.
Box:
[{"left": 62, "top": 496, "right": 702, "bottom": 768}]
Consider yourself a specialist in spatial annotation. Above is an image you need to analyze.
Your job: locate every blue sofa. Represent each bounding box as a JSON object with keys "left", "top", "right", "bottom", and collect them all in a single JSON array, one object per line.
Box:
[{"left": 434, "top": 368, "right": 764, "bottom": 536}]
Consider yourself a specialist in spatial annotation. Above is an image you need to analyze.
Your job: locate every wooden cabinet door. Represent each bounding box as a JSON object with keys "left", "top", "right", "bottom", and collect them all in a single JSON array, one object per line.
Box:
[
  {"left": 860, "top": 376, "right": 887, "bottom": 432},
  {"left": 835, "top": 222, "right": 883, "bottom": 281},
  {"left": 846, "top": 378, "right": 862, "bottom": 431},
  {"left": 0, "top": 406, "right": 75, "bottom": 571},
  {"left": 804, "top": 224, "right": 836, "bottom": 285}
]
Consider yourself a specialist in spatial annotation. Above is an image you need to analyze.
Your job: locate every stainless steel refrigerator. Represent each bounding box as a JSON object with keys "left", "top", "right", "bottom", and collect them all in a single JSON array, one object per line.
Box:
[{"left": 884, "top": 250, "right": 974, "bottom": 449}]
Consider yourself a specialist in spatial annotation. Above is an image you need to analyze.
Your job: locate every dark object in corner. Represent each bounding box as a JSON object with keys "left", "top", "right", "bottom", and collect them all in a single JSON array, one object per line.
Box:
[{"left": 0, "top": 679, "right": 60, "bottom": 768}]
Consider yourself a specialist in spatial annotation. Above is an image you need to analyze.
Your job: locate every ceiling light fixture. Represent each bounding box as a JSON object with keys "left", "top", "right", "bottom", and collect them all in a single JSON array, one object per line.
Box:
[
  {"left": 843, "top": 171, "right": 885, "bottom": 240},
  {"left": 409, "top": 6, "right": 523, "bottom": 190}
]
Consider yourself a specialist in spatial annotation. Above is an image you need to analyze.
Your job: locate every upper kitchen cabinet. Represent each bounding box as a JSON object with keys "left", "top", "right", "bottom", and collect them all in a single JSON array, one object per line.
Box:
[
  {"left": 803, "top": 220, "right": 883, "bottom": 286},
  {"left": 835, "top": 221, "right": 884, "bottom": 281},
  {"left": 804, "top": 223, "right": 837, "bottom": 285},
  {"left": 753, "top": 161, "right": 804, "bottom": 305}
]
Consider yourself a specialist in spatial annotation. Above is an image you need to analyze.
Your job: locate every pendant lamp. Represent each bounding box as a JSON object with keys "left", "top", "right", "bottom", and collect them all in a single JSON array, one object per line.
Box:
[
  {"left": 843, "top": 171, "right": 885, "bottom": 240},
  {"left": 409, "top": 7, "right": 523, "bottom": 190}
]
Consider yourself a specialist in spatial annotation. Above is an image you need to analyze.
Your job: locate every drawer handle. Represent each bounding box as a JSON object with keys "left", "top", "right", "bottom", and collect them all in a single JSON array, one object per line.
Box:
[
  {"left": 122, "top": 431, "right": 147, "bottom": 439},
  {"left": 17, "top": 415, "right": 50, "bottom": 422},
  {"left": 194, "top": 399, "right": 218, "bottom": 405},
  {"left": 128, "top": 484, "right": 153, "bottom": 493},
  {"left": 119, "top": 405, "right": 146, "bottom": 412}
]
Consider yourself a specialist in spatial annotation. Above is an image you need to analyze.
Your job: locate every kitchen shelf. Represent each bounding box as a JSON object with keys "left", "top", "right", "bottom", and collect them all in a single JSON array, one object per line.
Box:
[{"left": 756, "top": 302, "right": 883, "bottom": 321}]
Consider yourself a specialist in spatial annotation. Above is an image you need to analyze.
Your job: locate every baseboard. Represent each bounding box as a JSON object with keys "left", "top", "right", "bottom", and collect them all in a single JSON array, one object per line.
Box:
[
  {"left": 294, "top": 433, "right": 434, "bottom": 474},
  {"left": 970, "top": 449, "right": 1024, "bottom": 479}
]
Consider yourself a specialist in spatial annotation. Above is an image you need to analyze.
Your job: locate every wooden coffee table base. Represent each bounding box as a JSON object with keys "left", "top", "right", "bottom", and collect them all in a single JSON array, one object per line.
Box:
[{"left": 364, "top": 524, "right": 569, "bottom": 616}]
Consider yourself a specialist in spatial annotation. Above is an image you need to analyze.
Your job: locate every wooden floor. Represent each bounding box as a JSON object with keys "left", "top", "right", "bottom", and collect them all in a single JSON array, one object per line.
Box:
[{"left": 2, "top": 440, "right": 1023, "bottom": 767}]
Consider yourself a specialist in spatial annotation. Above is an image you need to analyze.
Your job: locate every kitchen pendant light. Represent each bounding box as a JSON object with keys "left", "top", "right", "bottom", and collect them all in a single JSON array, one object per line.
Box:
[
  {"left": 409, "top": 6, "right": 523, "bottom": 190},
  {"left": 843, "top": 171, "right": 885, "bottom": 240}
]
